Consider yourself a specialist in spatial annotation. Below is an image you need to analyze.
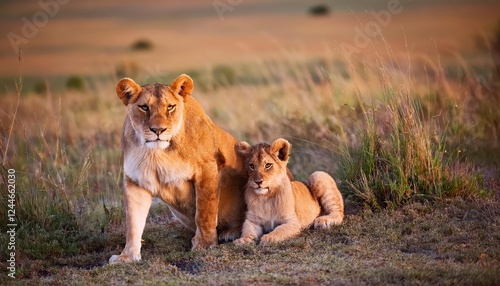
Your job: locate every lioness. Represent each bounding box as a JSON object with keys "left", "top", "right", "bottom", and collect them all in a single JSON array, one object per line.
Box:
[
  {"left": 109, "top": 74, "right": 247, "bottom": 264},
  {"left": 234, "top": 138, "right": 344, "bottom": 246}
]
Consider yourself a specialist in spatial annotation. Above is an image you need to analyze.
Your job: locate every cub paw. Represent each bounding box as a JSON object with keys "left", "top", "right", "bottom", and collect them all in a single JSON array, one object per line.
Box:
[
  {"left": 313, "top": 215, "right": 343, "bottom": 229},
  {"left": 259, "top": 234, "right": 281, "bottom": 246},
  {"left": 234, "top": 236, "right": 255, "bottom": 246}
]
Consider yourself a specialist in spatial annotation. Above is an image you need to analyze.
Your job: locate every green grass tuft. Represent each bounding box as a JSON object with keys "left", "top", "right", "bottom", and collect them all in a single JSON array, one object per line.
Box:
[{"left": 338, "top": 85, "right": 486, "bottom": 210}]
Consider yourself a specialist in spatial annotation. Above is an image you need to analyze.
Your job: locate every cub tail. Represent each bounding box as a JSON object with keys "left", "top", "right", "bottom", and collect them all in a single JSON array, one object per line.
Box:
[{"left": 308, "top": 171, "right": 344, "bottom": 229}]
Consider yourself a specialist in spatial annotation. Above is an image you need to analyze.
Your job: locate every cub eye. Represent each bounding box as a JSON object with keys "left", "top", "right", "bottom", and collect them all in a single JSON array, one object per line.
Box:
[
  {"left": 139, "top": 105, "right": 149, "bottom": 112},
  {"left": 248, "top": 163, "right": 255, "bottom": 170},
  {"left": 265, "top": 163, "right": 272, "bottom": 170},
  {"left": 167, "top": 104, "right": 176, "bottom": 112}
]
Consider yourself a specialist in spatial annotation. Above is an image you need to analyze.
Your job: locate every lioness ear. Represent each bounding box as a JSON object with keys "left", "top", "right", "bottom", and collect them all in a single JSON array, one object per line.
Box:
[
  {"left": 236, "top": 141, "right": 252, "bottom": 157},
  {"left": 116, "top": 78, "right": 142, "bottom": 106},
  {"left": 170, "top": 74, "right": 194, "bottom": 98},
  {"left": 270, "top": 138, "right": 291, "bottom": 162}
]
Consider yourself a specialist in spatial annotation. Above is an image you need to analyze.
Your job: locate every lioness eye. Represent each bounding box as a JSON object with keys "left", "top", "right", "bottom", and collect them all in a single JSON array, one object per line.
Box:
[
  {"left": 249, "top": 163, "right": 255, "bottom": 170},
  {"left": 265, "top": 163, "right": 272, "bottom": 170},
  {"left": 167, "top": 105, "right": 176, "bottom": 112},
  {"left": 139, "top": 105, "right": 149, "bottom": 112}
]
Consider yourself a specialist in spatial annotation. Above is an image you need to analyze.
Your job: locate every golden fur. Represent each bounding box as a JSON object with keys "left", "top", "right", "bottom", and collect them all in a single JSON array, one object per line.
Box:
[
  {"left": 109, "top": 74, "right": 247, "bottom": 264},
  {"left": 234, "top": 138, "right": 344, "bottom": 246}
]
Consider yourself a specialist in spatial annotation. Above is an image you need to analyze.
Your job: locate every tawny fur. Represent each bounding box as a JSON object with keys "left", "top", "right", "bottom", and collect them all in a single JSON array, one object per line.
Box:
[
  {"left": 109, "top": 75, "right": 247, "bottom": 264},
  {"left": 234, "top": 138, "right": 344, "bottom": 246}
]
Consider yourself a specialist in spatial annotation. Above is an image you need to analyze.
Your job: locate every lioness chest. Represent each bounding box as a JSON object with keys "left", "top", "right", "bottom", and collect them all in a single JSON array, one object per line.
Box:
[{"left": 124, "top": 147, "right": 194, "bottom": 196}]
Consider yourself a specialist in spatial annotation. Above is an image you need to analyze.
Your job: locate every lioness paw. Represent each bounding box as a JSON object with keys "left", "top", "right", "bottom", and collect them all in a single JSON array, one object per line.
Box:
[
  {"left": 313, "top": 215, "right": 343, "bottom": 229},
  {"left": 191, "top": 235, "right": 217, "bottom": 251},
  {"left": 109, "top": 254, "right": 141, "bottom": 264}
]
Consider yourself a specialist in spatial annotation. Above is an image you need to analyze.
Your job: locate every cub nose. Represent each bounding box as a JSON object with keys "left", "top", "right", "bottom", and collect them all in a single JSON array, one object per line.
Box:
[
  {"left": 254, "top": 179, "right": 263, "bottom": 186},
  {"left": 150, "top": 127, "right": 167, "bottom": 135}
]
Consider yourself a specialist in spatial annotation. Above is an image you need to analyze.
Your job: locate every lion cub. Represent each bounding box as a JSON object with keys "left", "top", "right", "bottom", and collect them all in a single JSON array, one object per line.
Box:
[{"left": 234, "top": 138, "right": 344, "bottom": 246}]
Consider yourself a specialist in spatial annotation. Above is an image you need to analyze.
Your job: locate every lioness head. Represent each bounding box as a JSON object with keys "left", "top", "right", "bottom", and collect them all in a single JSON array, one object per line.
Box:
[
  {"left": 116, "top": 74, "right": 194, "bottom": 149},
  {"left": 237, "top": 138, "right": 292, "bottom": 196}
]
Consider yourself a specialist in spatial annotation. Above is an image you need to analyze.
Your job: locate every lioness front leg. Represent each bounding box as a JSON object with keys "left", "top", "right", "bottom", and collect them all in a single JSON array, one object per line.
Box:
[
  {"left": 109, "top": 179, "right": 152, "bottom": 264},
  {"left": 191, "top": 169, "right": 220, "bottom": 250},
  {"left": 260, "top": 220, "right": 301, "bottom": 246}
]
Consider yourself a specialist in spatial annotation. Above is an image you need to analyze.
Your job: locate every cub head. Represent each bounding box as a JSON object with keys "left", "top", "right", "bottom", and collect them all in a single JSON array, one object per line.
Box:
[
  {"left": 116, "top": 74, "right": 194, "bottom": 149},
  {"left": 237, "top": 138, "right": 291, "bottom": 196}
]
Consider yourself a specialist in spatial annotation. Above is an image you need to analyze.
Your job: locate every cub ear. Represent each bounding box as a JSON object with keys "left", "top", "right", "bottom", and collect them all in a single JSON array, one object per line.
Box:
[
  {"left": 270, "top": 138, "right": 291, "bottom": 162},
  {"left": 236, "top": 141, "right": 252, "bottom": 157},
  {"left": 170, "top": 74, "right": 194, "bottom": 98},
  {"left": 116, "top": 78, "right": 142, "bottom": 106}
]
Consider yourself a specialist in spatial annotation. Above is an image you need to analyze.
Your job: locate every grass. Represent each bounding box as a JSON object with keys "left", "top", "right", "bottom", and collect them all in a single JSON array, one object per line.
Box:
[
  {"left": 1, "top": 198, "right": 498, "bottom": 285},
  {"left": 0, "top": 40, "right": 499, "bottom": 284},
  {"left": 337, "top": 68, "right": 486, "bottom": 210}
]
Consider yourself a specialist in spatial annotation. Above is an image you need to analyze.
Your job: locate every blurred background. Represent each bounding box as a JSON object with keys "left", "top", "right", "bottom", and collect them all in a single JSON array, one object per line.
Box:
[{"left": 0, "top": 0, "right": 499, "bottom": 90}]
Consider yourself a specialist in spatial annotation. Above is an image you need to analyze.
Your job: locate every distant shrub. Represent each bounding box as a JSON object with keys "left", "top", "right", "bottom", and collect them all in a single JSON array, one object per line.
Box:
[
  {"left": 66, "top": 76, "right": 85, "bottom": 91},
  {"left": 131, "top": 39, "right": 153, "bottom": 51},
  {"left": 308, "top": 4, "right": 329, "bottom": 16},
  {"left": 33, "top": 81, "right": 47, "bottom": 94}
]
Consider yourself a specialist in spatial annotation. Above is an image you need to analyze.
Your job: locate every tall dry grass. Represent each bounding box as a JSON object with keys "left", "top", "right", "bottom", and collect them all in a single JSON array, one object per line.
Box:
[{"left": 0, "top": 58, "right": 124, "bottom": 262}]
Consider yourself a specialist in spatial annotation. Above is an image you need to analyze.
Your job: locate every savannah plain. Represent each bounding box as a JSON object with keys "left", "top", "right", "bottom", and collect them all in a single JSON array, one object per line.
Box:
[{"left": 0, "top": 0, "right": 499, "bottom": 284}]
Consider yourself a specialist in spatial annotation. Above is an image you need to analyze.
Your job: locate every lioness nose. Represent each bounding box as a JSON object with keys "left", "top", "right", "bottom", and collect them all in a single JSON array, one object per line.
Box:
[
  {"left": 254, "top": 179, "right": 263, "bottom": 186},
  {"left": 150, "top": 127, "right": 167, "bottom": 135}
]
